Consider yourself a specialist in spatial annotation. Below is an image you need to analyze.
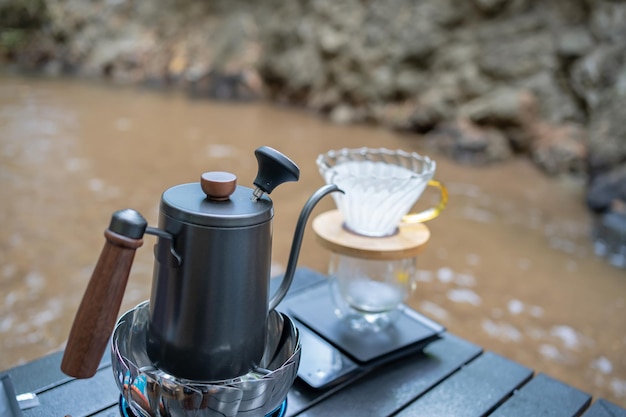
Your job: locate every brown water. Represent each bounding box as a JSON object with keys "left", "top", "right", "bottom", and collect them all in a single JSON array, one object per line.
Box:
[{"left": 0, "top": 74, "right": 624, "bottom": 406}]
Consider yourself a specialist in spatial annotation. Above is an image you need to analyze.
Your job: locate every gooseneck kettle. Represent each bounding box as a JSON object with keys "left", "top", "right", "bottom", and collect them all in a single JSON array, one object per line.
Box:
[{"left": 61, "top": 146, "right": 340, "bottom": 381}]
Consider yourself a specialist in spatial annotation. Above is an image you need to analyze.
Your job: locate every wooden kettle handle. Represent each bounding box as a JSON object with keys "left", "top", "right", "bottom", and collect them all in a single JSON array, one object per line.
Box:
[{"left": 61, "top": 209, "right": 147, "bottom": 379}]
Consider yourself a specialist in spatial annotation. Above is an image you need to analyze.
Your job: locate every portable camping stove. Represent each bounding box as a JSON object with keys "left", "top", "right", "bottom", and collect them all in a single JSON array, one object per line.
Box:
[{"left": 111, "top": 302, "right": 300, "bottom": 417}]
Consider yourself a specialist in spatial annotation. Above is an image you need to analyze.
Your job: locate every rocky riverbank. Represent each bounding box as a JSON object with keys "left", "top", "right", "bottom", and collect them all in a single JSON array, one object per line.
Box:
[{"left": 1, "top": 0, "right": 624, "bottom": 262}]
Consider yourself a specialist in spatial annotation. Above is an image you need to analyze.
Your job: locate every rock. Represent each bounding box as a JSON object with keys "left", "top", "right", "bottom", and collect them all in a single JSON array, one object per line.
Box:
[
  {"left": 586, "top": 164, "right": 626, "bottom": 213},
  {"left": 471, "top": 0, "right": 535, "bottom": 17},
  {"left": 476, "top": 16, "right": 557, "bottom": 79},
  {"left": 0, "top": 0, "right": 47, "bottom": 29},
  {"left": 530, "top": 122, "right": 587, "bottom": 176},
  {"left": 431, "top": 42, "right": 493, "bottom": 98},
  {"left": 0, "top": 0, "right": 50, "bottom": 68},
  {"left": 570, "top": 43, "right": 626, "bottom": 110},
  {"left": 329, "top": 104, "right": 358, "bottom": 125},
  {"left": 317, "top": 23, "right": 348, "bottom": 54},
  {"left": 308, "top": 87, "right": 341, "bottom": 112},
  {"left": 567, "top": 12, "right": 626, "bottom": 226},
  {"left": 460, "top": 87, "right": 539, "bottom": 152},
  {"left": 373, "top": 100, "right": 418, "bottom": 130},
  {"left": 586, "top": 95, "right": 626, "bottom": 175},
  {"left": 472, "top": 0, "right": 510, "bottom": 16},
  {"left": 187, "top": 69, "right": 262, "bottom": 101},
  {"left": 592, "top": 199, "right": 626, "bottom": 269},
  {"left": 589, "top": 0, "right": 626, "bottom": 43},
  {"left": 456, "top": 63, "right": 494, "bottom": 99},
  {"left": 427, "top": 118, "right": 512, "bottom": 165},
  {"left": 394, "top": 67, "right": 429, "bottom": 97},
  {"left": 570, "top": 41, "right": 626, "bottom": 175},
  {"left": 407, "top": 86, "right": 460, "bottom": 133},
  {"left": 460, "top": 87, "right": 537, "bottom": 127},
  {"left": 516, "top": 72, "right": 586, "bottom": 123},
  {"left": 271, "top": 45, "right": 325, "bottom": 92},
  {"left": 478, "top": 34, "right": 556, "bottom": 80},
  {"left": 556, "top": 26, "right": 595, "bottom": 60}
]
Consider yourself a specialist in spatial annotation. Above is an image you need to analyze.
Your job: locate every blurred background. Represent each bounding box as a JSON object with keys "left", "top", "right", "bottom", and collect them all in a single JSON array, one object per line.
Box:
[{"left": 0, "top": 0, "right": 625, "bottom": 407}]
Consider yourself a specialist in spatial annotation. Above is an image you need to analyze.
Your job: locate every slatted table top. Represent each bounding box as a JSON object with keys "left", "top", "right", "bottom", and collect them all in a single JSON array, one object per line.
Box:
[{"left": 2, "top": 268, "right": 625, "bottom": 417}]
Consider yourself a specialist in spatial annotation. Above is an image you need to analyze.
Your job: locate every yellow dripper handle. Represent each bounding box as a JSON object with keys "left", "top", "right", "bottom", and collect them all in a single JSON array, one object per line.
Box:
[{"left": 401, "top": 180, "right": 448, "bottom": 223}]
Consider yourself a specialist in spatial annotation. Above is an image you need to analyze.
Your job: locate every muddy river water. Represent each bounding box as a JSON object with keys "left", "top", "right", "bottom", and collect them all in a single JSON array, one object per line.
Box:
[{"left": 0, "top": 74, "right": 624, "bottom": 406}]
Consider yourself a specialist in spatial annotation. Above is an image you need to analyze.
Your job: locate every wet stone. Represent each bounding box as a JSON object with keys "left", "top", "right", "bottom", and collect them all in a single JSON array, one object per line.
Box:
[
  {"left": 592, "top": 202, "right": 626, "bottom": 269},
  {"left": 427, "top": 118, "right": 512, "bottom": 165}
]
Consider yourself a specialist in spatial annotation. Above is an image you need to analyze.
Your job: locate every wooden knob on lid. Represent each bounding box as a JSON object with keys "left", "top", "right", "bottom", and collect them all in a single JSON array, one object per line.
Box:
[{"left": 201, "top": 171, "right": 237, "bottom": 201}]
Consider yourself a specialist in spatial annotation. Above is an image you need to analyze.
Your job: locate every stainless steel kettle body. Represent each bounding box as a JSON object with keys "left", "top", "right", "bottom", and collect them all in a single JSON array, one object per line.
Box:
[{"left": 146, "top": 183, "right": 274, "bottom": 381}]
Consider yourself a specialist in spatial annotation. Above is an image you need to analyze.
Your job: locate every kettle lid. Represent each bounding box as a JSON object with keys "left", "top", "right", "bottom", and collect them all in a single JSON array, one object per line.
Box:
[{"left": 160, "top": 172, "right": 273, "bottom": 228}]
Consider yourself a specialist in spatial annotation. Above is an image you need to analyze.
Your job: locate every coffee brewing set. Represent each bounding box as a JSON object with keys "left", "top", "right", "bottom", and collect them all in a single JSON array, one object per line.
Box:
[{"left": 61, "top": 146, "right": 447, "bottom": 417}]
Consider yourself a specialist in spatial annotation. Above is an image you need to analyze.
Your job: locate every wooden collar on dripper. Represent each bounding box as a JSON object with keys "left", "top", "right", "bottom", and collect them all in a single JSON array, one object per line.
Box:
[{"left": 312, "top": 210, "right": 430, "bottom": 260}]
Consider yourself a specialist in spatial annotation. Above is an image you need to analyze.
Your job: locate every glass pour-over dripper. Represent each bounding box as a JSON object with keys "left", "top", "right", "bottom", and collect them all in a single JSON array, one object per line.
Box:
[{"left": 316, "top": 147, "right": 447, "bottom": 237}]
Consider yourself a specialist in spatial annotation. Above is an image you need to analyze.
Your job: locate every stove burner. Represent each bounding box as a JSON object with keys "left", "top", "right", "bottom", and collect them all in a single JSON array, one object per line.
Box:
[{"left": 119, "top": 396, "right": 288, "bottom": 417}]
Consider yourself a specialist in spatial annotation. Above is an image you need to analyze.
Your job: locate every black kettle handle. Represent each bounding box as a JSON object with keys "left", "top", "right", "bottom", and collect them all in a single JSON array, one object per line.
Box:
[{"left": 61, "top": 210, "right": 147, "bottom": 379}]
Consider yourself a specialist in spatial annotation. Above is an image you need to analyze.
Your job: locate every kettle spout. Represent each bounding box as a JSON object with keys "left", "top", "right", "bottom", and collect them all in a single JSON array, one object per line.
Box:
[{"left": 269, "top": 184, "right": 343, "bottom": 310}]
